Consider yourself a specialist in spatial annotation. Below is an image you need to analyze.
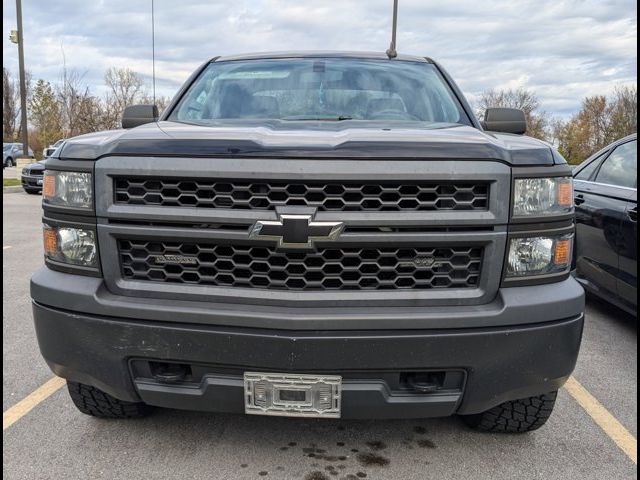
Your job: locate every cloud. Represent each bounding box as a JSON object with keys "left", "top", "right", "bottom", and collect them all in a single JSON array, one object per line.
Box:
[{"left": 3, "top": 0, "right": 637, "bottom": 117}]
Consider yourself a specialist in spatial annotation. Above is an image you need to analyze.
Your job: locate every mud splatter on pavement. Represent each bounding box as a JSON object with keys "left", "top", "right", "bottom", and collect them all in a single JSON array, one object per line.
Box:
[
  {"left": 365, "top": 440, "right": 387, "bottom": 451},
  {"left": 304, "top": 471, "right": 329, "bottom": 480},
  {"left": 356, "top": 452, "right": 390, "bottom": 467},
  {"left": 416, "top": 439, "right": 437, "bottom": 449}
]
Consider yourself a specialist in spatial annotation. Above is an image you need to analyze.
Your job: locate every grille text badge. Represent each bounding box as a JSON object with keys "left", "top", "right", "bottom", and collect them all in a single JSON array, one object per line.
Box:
[
  {"left": 398, "top": 255, "right": 437, "bottom": 269},
  {"left": 152, "top": 254, "right": 197, "bottom": 265}
]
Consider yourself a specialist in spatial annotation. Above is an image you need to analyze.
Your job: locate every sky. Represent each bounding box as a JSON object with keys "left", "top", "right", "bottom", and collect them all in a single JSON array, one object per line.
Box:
[{"left": 2, "top": 0, "right": 637, "bottom": 118}]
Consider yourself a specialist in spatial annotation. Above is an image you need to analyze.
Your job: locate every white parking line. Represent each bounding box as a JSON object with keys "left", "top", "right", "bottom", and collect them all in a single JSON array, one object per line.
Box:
[{"left": 3, "top": 246, "right": 12, "bottom": 250}]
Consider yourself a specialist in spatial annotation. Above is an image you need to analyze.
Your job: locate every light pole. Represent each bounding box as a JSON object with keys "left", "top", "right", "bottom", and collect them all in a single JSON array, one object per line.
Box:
[{"left": 9, "top": 0, "right": 29, "bottom": 156}]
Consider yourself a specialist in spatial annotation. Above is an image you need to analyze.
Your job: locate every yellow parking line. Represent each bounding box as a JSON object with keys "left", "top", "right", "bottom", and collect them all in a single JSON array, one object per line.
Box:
[
  {"left": 565, "top": 376, "right": 637, "bottom": 464},
  {"left": 3, "top": 377, "right": 66, "bottom": 431},
  {"left": 3, "top": 246, "right": 12, "bottom": 250}
]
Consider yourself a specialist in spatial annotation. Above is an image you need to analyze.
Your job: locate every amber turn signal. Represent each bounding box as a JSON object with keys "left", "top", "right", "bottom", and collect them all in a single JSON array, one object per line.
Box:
[
  {"left": 43, "top": 228, "right": 58, "bottom": 256},
  {"left": 554, "top": 238, "right": 572, "bottom": 266},
  {"left": 43, "top": 174, "right": 55, "bottom": 199},
  {"left": 557, "top": 181, "right": 573, "bottom": 207}
]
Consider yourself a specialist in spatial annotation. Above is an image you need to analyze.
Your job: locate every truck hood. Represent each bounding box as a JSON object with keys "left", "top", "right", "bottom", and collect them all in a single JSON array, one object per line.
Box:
[{"left": 57, "top": 121, "right": 561, "bottom": 166}]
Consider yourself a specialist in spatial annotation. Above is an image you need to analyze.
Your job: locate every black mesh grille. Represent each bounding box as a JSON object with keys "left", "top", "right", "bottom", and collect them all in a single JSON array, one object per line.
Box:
[
  {"left": 114, "top": 178, "right": 489, "bottom": 211},
  {"left": 119, "top": 240, "right": 483, "bottom": 291}
]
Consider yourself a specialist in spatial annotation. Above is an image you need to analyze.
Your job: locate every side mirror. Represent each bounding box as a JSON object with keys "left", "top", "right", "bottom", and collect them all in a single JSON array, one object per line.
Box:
[
  {"left": 122, "top": 104, "right": 159, "bottom": 129},
  {"left": 482, "top": 108, "right": 527, "bottom": 135},
  {"left": 44, "top": 148, "right": 55, "bottom": 157}
]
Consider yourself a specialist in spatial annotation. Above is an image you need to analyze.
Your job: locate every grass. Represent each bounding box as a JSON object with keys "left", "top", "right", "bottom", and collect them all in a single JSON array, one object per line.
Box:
[{"left": 3, "top": 178, "right": 21, "bottom": 187}]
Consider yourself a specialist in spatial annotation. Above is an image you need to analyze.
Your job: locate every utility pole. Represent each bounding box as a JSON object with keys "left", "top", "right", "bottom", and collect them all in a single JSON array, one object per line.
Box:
[{"left": 12, "top": 0, "right": 29, "bottom": 156}]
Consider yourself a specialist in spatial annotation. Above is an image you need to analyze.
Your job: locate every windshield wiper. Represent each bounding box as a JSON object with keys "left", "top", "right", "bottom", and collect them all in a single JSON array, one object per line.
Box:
[{"left": 281, "top": 115, "right": 353, "bottom": 121}]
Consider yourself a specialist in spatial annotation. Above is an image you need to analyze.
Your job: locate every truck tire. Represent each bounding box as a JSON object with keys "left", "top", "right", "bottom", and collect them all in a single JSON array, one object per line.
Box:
[
  {"left": 461, "top": 391, "right": 557, "bottom": 433},
  {"left": 67, "top": 381, "right": 153, "bottom": 419}
]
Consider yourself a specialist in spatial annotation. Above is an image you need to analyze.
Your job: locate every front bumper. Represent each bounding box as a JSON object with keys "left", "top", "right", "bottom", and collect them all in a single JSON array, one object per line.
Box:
[
  {"left": 31, "top": 269, "right": 585, "bottom": 418},
  {"left": 21, "top": 174, "right": 43, "bottom": 190}
]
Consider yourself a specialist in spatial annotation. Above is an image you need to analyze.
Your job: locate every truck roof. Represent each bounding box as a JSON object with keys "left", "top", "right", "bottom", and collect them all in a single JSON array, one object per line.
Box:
[{"left": 214, "top": 51, "right": 433, "bottom": 63}]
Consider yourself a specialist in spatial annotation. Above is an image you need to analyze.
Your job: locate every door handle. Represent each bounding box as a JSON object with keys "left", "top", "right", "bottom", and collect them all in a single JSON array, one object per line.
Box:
[
  {"left": 629, "top": 207, "right": 637, "bottom": 222},
  {"left": 574, "top": 194, "right": 585, "bottom": 205}
]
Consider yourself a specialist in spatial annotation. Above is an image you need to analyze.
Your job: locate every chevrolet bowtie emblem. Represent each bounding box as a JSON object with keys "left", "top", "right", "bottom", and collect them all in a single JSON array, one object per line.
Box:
[{"left": 249, "top": 213, "right": 344, "bottom": 249}]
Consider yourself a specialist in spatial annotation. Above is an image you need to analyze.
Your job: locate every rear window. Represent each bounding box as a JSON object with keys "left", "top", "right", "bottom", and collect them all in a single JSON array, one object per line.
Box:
[{"left": 169, "top": 58, "right": 470, "bottom": 126}]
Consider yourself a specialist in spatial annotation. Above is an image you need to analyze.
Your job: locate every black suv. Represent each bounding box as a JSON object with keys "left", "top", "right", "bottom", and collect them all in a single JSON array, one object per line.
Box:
[{"left": 31, "top": 52, "right": 584, "bottom": 432}]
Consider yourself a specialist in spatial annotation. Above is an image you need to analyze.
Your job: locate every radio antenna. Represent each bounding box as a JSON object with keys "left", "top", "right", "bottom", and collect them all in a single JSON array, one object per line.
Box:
[
  {"left": 151, "top": 0, "right": 156, "bottom": 106},
  {"left": 386, "top": 0, "right": 398, "bottom": 59}
]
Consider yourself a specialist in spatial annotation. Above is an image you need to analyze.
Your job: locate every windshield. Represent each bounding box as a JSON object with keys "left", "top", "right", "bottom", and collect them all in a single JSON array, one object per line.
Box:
[
  {"left": 3, "top": 145, "right": 11, "bottom": 152},
  {"left": 169, "top": 58, "right": 470, "bottom": 126}
]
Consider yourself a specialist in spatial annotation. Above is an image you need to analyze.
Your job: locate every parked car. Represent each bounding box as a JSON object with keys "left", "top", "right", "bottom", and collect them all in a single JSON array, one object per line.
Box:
[
  {"left": 21, "top": 159, "right": 47, "bottom": 194},
  {"left": 573, "top": 134, "right": 637, "bottom": 315},
  {"left": 31, "top": 52, "right": 584, "bottom": 432},
  {"left": 43, "top": 139, "right": 66, "bottom": 159},
  {"left": 3, "top": 143, "right": 34, "bottom": 168}
]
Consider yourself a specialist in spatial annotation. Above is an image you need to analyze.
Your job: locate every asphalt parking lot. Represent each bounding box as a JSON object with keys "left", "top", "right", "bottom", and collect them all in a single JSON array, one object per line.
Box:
[{"left": 2, "top": 191, "right": 637, "bottom": 480}]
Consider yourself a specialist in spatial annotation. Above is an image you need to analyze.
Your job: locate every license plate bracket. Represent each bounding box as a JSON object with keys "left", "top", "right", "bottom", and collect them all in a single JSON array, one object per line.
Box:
[{"left": 244, "top": 372, "right": 341, "bottom": 418}]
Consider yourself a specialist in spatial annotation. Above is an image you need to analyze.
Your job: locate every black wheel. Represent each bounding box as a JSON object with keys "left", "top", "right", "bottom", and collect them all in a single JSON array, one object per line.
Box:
[
  {"left": 461, "top": 391, "right": 557, "bottom": 433},
  {"left": 67, "top": 381, "right": 154, "bottom": 419},
  {"left": 5, "top": 157, "right": 14, "bottom": 167},
  {"left": 24, "top": 188, "right": 41, "bottom": 195}
]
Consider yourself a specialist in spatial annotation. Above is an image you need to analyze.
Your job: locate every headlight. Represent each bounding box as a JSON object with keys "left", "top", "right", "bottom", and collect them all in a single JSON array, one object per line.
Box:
[
  {"left": 43, "top": 224, "right": 98, "bottom": 267},
  {"left": 43, "top": 171, "right": 92, "bottom": 209},
  {"left": 506, "top": 234, "right": 573, "bottom": 277},
  {"left": 512, "top": 177, "right": 573, "bottom": 217}
]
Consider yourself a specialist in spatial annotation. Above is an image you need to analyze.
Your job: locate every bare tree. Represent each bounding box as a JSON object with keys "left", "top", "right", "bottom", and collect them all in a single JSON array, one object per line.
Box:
[
  {"left": 3, "top": 68, "right": 32, "bottom": 141},
  {"left": 139, "top": 94, "right": 172, "bottom": 117},
  {"left": 156, "top": 96, "right": 171, "bottom": 116},
  {"left": 476, "top": 88, "right": 551, "bottom": 141},
  {"left": 2, "top": 67, "right": 18, "bottom": 141},
  {"left": 8, "top": 56, "right": 177, "bottom": 146},
  {"left": 57, "top": 67, "right": 104, "bottom": 137},
  {"left": 103, "top": 67, "right": 145, "bottom": 129},
  {"left": 75, "top": 95, "right": 106, "bottom": 133}
]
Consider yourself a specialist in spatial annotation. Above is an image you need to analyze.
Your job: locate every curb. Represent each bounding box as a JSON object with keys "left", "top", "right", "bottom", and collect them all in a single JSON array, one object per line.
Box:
[{"left": 3, "top": 186, "right": 23, "bottom": 194}]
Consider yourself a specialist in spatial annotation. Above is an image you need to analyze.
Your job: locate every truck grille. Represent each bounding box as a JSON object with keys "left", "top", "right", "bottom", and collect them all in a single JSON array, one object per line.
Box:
[
  {"left": 118, "top": 240, "right": 483, "bottom": 291},
  {"left": 114, "top": 178, "right": 489, "bottom": 212}
]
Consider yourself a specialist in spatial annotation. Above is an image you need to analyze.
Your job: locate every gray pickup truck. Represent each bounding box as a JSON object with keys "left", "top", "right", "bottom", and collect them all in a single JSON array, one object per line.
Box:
[{"left": 31, "top": 52, "right": 584, "bottom": 433}]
